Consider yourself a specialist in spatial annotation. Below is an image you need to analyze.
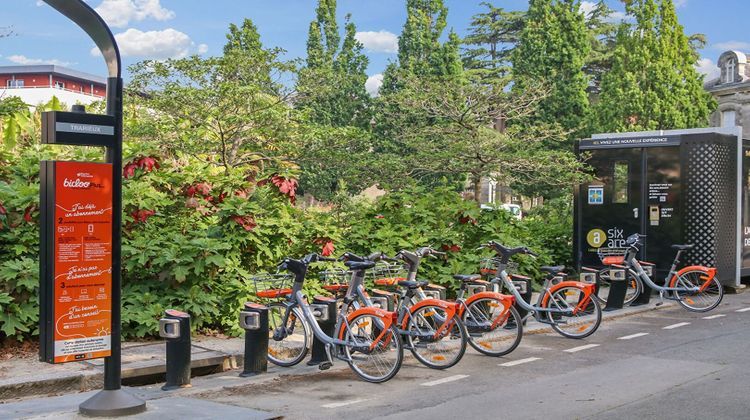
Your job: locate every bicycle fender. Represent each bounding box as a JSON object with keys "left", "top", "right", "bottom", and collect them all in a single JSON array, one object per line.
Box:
[
  {"left": 669, "top": 266, "right": 716, "bottom": 290},
  {"left": 401, "top": 298, "right": 458, "bottom": 329},
  {"left": 339, "top": 307, "right": 398, "bottom": 350},
  {"left": 540, "top": 281, "right": 596, "bottom": 312},
  {"left": 461, "top": 291, "right": 514, "bottom": 315}
]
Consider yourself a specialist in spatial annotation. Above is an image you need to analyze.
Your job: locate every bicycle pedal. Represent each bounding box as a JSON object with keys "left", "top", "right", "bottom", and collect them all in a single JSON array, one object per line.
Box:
[
  {"left": 655, "top": 301, "right": 664, "bottom": 307},
  {"left": 318, "top": 361, "right": 333, "bottom": 371}
]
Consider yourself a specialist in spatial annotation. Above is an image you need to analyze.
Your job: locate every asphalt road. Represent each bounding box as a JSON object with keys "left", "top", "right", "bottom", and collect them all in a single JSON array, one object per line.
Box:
[{"left": 194, "top": 294, "right": 750, "bottom": 420}]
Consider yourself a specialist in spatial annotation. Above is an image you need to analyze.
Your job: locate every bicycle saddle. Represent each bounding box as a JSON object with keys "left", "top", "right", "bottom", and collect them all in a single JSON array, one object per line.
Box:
[
  {"left": 671, "top": 244, "right": 694, "bottom": 250},
  {"left": 453, "top": 274, "right": 481, "bottom": 282},
  {"left": 540, "top": 265, "right": 565, "bottom": 274},
  {"left": 397, "top": 280, "right": 429, "bottom": 289},
  {"left": 344, "top": 260, "right": 375, "bottom": 270}
]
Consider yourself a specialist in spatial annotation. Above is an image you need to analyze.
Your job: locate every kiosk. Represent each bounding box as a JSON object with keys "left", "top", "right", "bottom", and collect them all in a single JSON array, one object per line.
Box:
[{"left": 574, "top": 127, "right": 749, "bottom": 288}]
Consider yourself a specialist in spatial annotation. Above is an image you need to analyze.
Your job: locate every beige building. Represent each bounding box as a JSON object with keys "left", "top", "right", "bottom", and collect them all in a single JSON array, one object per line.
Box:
[{"left": 705, "top": 50, "right": 750, "bottom": 128}]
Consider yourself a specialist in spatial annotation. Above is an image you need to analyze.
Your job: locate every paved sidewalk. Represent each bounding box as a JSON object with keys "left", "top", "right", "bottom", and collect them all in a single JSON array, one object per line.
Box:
[{"left": 0, "top": 298, "right": 673, "bottom": 402}]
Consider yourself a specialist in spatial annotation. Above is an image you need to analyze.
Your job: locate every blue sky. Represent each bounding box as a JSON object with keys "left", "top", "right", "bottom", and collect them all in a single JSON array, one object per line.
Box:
[{"left": 2, "top": 0, "right": 749, "bottom": 93}]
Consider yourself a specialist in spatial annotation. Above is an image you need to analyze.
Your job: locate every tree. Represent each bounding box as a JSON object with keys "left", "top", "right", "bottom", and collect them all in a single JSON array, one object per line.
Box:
[
  {"left": 376, "top": 76, "right": 583, "bottom": 201},
  {"left": 128, "top": 19, "right": 299, "bottom": 176},
  {"left": 381, "top": 0, "right": 463, "bottom": 93},
  {"left": 512, "top": 0, "right": 591, "bottom": 139},
  {"left": 581, "top": 1, "right": 618, "bottom": 94},
  {"left": 462, "top": 3, "right": 525, "bottom": 81},
  {"left": 592, "top": 0, "right": 715, "bottom": 132}
]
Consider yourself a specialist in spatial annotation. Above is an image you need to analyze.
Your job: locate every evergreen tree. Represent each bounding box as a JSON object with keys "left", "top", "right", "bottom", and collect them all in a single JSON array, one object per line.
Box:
[
  {"left": 462, "top": 2, "right": 525, "bottom": 81},
  {"left": 512, "top": 0, "right": 591, "bottom": 138},
  {"left": 381, "top": 0, "right": 463, "bottom": 92},
  {"left": 593, "top": 0, "right": 715, "bottom": 132}
]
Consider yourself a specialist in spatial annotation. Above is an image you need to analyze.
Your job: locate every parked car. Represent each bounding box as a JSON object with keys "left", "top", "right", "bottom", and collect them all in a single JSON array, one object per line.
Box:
[{"left": 480, "top": 203, "right": 523, "bottom": 220}]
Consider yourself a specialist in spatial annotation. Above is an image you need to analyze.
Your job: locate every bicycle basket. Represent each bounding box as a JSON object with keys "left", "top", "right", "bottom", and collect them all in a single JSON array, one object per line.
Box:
[
  {"left": 319, "top": 268, "right": 352, "bottom": 294},
  {"left": 370, "top": 262, "right": 407, "bottom": 287},
  {"left": 250, "top": 273, "right": 294, "bottom": 299},
  {"left": 480, "top": 258, "right": 518, "bottom": 277},
  {"left": 596, "top": 247, "right": 628, "bottom": 266}
]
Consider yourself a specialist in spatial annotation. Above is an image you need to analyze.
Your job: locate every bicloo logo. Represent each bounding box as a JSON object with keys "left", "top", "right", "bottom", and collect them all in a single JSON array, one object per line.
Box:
[{"left": 63, "top": 178, "right": 91, "bottom": 189}]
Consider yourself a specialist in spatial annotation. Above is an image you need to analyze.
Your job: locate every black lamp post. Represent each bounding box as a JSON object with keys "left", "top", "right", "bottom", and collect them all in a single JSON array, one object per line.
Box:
[{"left": 41, "top": 0, "right": 146, "bottom": 416}]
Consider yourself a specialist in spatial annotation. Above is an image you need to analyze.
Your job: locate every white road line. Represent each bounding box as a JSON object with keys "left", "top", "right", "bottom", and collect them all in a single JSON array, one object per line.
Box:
[
  {"left": 499, "top": 357, "right": 541, "bottom": 367},
  {"left": 618, "top": 332, "right": 649, "bottom": 340},
  {"left": 421, "top": 374, "right": 470, "bottom": 387},
  {"left": 322, "top": 399, "right": 369, "bottom": 409},
  {"left": 564, "top": 344, "right": 600, "bottom": 353},
  {"left": 663, "top": 322, "right": 690, "bottom": 330},
  {"left": 736, "top": 307, "right": 750, "bottom": 313},
  {"left": 703, "top": 314, "right": 726, "bottom": 320}
]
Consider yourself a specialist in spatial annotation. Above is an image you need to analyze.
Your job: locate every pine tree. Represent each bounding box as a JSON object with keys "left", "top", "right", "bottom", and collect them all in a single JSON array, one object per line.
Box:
[
  {"left": 462, "top": 2, "right": 525, "bottom": 81},
  {"left": 593, "top": 0, "right": 715, "bottom": 132},
  {"left": 381, "top": 0, "right": 463, "bottom": 92},
  {"left": 512, "top": 0, "right": 591, "bottom": 137}
]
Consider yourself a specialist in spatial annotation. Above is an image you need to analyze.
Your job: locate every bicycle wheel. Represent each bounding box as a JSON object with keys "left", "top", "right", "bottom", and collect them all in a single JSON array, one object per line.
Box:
[
  {"left": 595, "top": 268, "right": 642, "bottom": 306},
  {"left": 340, "top": 313, "right": 403, "bottom": 383},
  {"left": 673, "top": 269, "right": 724, "bottom": 312},
  {"left": 406, "top": 305, "right": 467, "bottom": 369},
  {"left": 267, "top": 303, "right": 310, "bottom": 367},
  {"left": 545, "top": 287, "right": 602, "bottom": 339},
  {"left": 463, "top": 298, "right": 522, "bottom": 357}
]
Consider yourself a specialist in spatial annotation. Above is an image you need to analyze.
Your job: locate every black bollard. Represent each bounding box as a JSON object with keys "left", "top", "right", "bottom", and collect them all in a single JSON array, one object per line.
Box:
[
  {"left": 604, "top": 265, "right": 628, "bottom": 311},
  {"left": 307, "top": 296, "right": 336, "bottom": 366},
  {"left": 159, "top": 309, "right": 191, "bottom": 390},
  {"left": 630, "top": 262, "right": 654, "bottom": 306},
  {"left": 239, "top": 302, "right": 268, "bottom": 377}
]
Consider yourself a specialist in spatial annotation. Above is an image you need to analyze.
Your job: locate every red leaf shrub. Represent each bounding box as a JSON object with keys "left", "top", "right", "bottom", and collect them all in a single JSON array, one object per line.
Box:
[
  {"left": 269, "top": 175, "right": 298, "bottom": 204},
  {"left": 130, "top": 209, "right": 155, "bottom": 223},
  {"left": 123, "top": 156, "right": 160, "bottom": 179},
  {"left": 231, "top": 215, "right": 257, "bottom": 231}
]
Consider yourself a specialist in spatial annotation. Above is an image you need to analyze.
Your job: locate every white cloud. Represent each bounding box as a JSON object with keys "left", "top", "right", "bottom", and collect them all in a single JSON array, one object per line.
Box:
[
  {"left": 197, "top": 43, "right": 209, "bottom": 54},
  {"left": 355, "top": 31, "right": 398, "bottom": 54},
  {"left": 36, "top": 0, "right": 45, "bottom": 6},
  {"left": 91, "top": 28, "right": 199, "bottom": 59},
  {"left": 365, "top": 73, "right": 384, "bottom": 97},
  {"left": 713, "top": 41, "right": 750, "bottom": 51},
  {"left": 94, "top": 0, "right": 175, "bottom": 28},
  {"left": 674, "top": 0, "right": 687, "bottom": 7},
  {"left": 696, "top": 57, "right": 720, "bottom": 80},
  {"left": 7, "top": 54, "right": 71, "bottom": 66}
]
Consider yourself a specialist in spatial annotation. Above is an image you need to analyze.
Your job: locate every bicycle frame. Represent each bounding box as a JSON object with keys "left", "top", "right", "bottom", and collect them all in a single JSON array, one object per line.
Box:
[{"left": 624, "top": 248, "right": 702, "bottom": 294}]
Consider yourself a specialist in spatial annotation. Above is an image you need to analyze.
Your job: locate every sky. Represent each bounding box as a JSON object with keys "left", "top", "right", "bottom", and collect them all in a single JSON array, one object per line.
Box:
[{"left": 2, "top": 0, "right": 750, "bottom": 95}]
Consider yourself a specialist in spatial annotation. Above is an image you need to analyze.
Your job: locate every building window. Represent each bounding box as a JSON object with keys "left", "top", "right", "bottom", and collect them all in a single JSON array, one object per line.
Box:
[
  {"left": 722, "top": 110, "right": 736, "bottom": 127},
  {"left": 55, "top": 81, "right": 65, "bottom": 89},
  {"left": 613, "top": 161, "right": 629, "bottom": 204},
  {"left": 6, "top": 79, "right": 24, "bottom": 88}
]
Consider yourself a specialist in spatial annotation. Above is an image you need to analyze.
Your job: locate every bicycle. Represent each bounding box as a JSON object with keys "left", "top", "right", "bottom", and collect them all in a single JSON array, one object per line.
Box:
[
  {"left": 592, "top": 247, "right": 645, "bottom": 306},
  {"left": 607, "top": 234, "right": 723, "bottom": 312},
  {"left": 260, "top": 253, "right": 404, "bottom": 383},
  {"left": 481, "top": 241, "right": 602, "bottom": 339},
  {"left": 341, "top": 249, "right": 469, "bottom": 369}
]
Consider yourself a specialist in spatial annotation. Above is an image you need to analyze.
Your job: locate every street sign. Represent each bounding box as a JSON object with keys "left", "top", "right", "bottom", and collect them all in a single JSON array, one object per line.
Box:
[
  {"left": 40, "top": 161, "right": 114, "bottom": 363},
  {"left": 42, "top": 111, "right": 115, "bottom": 147}
]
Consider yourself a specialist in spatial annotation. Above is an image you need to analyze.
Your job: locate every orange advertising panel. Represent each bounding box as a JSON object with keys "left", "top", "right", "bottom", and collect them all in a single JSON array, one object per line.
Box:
[{"left": 52, "top": 161, "right": 113, "bottom": 363}]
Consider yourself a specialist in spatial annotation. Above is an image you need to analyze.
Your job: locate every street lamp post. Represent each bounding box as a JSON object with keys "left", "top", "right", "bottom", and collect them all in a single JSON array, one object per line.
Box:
[{"left": 41, "top": 0, "right": 146, "bottom": 416}]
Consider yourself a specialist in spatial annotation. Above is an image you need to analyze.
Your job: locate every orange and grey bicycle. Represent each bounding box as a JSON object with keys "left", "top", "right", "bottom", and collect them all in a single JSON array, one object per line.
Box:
[{"left": 481, "top": 241, "right": 602, "bottom": 339}]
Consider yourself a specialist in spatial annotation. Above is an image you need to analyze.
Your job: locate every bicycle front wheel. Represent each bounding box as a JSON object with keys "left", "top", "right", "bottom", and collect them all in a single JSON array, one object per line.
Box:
[
  {"left": 267, "top": 303, "right": 310, "bottom": 367},
  {"left": 595, "top": 268, "right": 642, "bottom": 306},
  {"left": 341, "top": 313, "right": 403, "bottom": 383},
  {"left": 463, "top": 298, "right": 523, "bottom": 357},
  {"left": 546, "top": 287, "right": 602, "bottom": 339},
  {"left": 407, "top": 305, "right": 467, "bottom": 369},
  {"left": 673, "top": 270, "right": 724, "bottom": 312}
]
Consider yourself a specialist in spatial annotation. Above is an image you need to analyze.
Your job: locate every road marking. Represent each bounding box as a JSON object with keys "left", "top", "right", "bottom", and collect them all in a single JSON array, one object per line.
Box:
[
  {"left": 736, "top": 307, "right": 750, "bottom": 313},
  {"left": 499, "top": 357, "right": 541, "bottom": 367},
  {"left": 663, "top": 322, "right": 690, "bottom": 330},
  {"left": 421, "top": 374, "right": 469, "bottom": 387},
  {"left": 618, "top": 332, "right": 649, "bottom": 340},
  {"left": 703, "top": 314, "right": 726, "bottom": 320},
  {"left": 322, "top": 399, "right": 369, "bottom": 408},
  {"left": 564, "top": 344, "right": 600, "bottom": 353}
]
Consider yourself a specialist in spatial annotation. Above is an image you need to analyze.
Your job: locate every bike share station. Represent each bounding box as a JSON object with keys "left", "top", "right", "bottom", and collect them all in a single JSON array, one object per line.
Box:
[{"left": 574, "top": 127, "right": 749, "bottom": 306}]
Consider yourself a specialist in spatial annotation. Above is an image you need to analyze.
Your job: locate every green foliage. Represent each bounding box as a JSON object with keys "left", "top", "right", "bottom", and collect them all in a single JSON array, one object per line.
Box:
[
  {"left": 462, "top": 2, "right": 525, "bottom": 81},
  {"left": 592, "top": 0, "right": 715, "bottom": 132}
]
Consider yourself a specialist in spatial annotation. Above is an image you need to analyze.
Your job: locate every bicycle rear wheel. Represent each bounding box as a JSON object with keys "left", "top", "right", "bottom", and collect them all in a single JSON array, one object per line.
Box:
[
  {"left": 406, "top": 305, "right": 467, "bottom": 369},
  {"left": 341, "top": 313, "right": 403, "bottom": 383},
  {"left": 673, "top": 269, "right": 724, "bottom": 312},
  {"left": 267, "top": 303, "right": 310, "bottom": 367},
  {"left": 463, "top": 298, "right": 522, "bottom": 357},
  {"left": 546, "top": 287, "right": 602, "bottom": 339},
  {"left": 595, "top": 268, "right": 642, "bottom": 306}
]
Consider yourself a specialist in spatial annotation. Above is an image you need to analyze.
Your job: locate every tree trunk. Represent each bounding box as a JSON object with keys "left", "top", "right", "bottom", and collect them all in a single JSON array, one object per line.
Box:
[{"left": 472, "top": 176, "right": 482, "bottom": 204}]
